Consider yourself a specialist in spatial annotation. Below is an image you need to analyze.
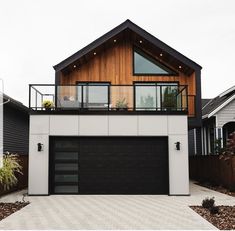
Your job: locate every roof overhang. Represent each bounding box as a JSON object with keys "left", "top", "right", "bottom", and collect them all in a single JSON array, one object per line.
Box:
[
  {"left": 207, "top": 94, "right": 235, "bottom": 118},
  {"left": 219, "top": 85, "right": 235, "bottom": 97},
  {"left": 53, "top": 19, "right": 202, "bottom": 74}
]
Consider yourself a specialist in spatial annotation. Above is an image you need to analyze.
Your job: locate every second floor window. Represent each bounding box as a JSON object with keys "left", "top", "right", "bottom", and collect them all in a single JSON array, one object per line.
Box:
[
  {"left": 77, "top": 82, "right": 110, "bottom": 109},
  {"left": 133, "top": 48, "right": 176, "bottom": 75},
  {"left": 135, "top": 82, "right": 179, "bottom": 110}
]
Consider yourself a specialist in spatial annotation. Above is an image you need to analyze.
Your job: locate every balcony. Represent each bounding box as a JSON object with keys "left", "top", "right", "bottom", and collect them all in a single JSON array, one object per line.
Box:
[{"left": 29, "top": 84, "right": 195, "bottom": 116}]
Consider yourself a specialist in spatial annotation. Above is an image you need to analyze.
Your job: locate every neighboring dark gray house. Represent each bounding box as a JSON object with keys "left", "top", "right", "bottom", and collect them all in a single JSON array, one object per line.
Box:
[
  {"left": 189, "top": 86, "right": 235, "bottom": 155},
  {"left": 3, "top": 94, "right": 29, "bottom": 155}
]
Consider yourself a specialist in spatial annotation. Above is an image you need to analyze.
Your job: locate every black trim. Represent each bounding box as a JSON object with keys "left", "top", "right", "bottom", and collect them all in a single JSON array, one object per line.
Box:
[
  {"left": 28, "top": 194, "right": 49, "bottom": 196},
  {"left": 29, "top": 109, "right": 188, "bottom": 116},
  {"left": 53, "top": 20, "right": 202, "bottom": 72},
  {"left": 133, "top": 47, "right": 178, "bottom": 76},
  {"left": 188, "top": 69, "right": 202, "bottom": 129}
]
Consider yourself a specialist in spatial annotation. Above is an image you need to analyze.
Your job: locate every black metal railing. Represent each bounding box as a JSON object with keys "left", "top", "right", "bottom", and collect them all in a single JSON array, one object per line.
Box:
[{"left": 29, "top": 84, "right": 191, "bottom": 114}]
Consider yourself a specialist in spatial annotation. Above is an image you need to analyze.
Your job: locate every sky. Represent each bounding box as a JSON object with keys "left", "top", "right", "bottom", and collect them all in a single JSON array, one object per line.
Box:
[{"left": 0, "top": 0, "right": 235, "bottom": 106}]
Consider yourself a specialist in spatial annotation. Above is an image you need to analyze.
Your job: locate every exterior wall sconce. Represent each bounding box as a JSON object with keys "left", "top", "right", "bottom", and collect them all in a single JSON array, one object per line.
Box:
[
  {"left": 175, "top": 142, "right": 180, "bottom": 150},
  {"left": 37, "top": 143, "right": 43, "bottom": 152}
]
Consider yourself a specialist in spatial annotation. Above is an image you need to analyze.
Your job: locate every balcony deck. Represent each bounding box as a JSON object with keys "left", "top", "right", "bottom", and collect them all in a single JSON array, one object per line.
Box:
[{"left": 29, "top": 84, "right": 195, "bottom": 116}]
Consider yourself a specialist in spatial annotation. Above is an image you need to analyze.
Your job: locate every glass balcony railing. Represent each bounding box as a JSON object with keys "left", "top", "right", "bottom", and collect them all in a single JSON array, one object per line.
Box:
[{"left": 29, "top": 84, "right": 194, "bottom": 115}]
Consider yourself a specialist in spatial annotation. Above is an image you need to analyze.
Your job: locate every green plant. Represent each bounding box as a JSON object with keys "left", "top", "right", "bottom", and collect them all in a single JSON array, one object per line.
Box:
[
  {"left": 219, "top": 131, "right": 235, "bottom": 160},
  {"left": 116, "top": 98, "right": 128, "bottom": 109},
  {"left": 209, "top": 206, "right": 219, "bottom": 215},
  {"left": 162, "top": 87, "right": 177, "bottom": 109},
  {"left": 202, "top": 197, "right": 215, "bottom": 209},
  {"left": 42, "top": 100, "right": 54, "bottom": 109},
  {"left": 214, "top": 138, "right": 224, "bottom": 155},
  {"left": 0, "top": 153, "right": 23, "bottom": 190},
  {"left": 225, "top": 132, "right": 235, "bottom": 155}
]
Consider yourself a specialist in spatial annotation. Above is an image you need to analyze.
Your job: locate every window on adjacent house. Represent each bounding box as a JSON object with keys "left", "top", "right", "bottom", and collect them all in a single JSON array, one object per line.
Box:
[{"left": 133, "top": 49, "right": 176, "bottom": 75}]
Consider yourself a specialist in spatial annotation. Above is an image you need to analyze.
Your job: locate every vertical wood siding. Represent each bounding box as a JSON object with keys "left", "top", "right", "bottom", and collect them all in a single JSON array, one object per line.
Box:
[{"left": 59, "top": 40, "right": 196, "bottom": 116}]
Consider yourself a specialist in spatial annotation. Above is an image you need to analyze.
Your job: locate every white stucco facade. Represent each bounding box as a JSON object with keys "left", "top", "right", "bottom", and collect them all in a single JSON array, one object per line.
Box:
[{"left": 29, "top": 114, "right": 189, "bottom": 195}]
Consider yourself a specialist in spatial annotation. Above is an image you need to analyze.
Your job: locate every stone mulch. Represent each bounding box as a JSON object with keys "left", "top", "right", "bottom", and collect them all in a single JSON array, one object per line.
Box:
[
  {"left": 190, "top": 205, "right": 235, "bottom": 230},
  {"left": 197, "top": 182, "right": 235, "bottom": 197},
  {"left": 0, "top": 201, "right": 29, "bottom": 221}
]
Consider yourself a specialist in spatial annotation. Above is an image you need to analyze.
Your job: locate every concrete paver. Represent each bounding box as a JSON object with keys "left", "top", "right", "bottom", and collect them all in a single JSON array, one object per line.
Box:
[{"left": 0, "top": 182, "right": 234, "bottom": 229}]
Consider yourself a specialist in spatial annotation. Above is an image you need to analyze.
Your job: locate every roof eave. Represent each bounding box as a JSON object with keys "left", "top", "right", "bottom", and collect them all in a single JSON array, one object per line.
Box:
[
  {"left": 207, "top": 94, "right": 235, "bottom": 118},
  {"left": 53, "top": 19, "right": 202, "bottom": 72}
]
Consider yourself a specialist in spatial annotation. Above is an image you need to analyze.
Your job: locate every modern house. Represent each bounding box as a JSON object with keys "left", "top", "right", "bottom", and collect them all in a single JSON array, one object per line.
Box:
[
  {"left": 189, "top": 85, "right": 235, "bottom": 155},
  {"left": 28, "top": 20, "right": 202, "bottom": 195}
]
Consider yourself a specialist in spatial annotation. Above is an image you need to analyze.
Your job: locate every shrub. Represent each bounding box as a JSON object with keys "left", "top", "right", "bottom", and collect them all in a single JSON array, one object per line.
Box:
[
  {"left": 0, "top": 153, "right": 23, "bottom": 190},
  {"left": 209, "top": 206, "right": 219, "bottom": 215},
  {"left": 225, "top": 132, "right": 235, "bottom": 155},
  {"left": 202, "top": 197, "right": 215, "bottom": 209}
]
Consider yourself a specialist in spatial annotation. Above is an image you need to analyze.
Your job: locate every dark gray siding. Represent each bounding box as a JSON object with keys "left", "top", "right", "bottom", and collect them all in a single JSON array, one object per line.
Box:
[
  {"left": 188, "top": 129, "right": 195, "bottom": 155},
  {"left": 3, "top": 104, "right": 29, "bottom": 155},
  {"left": 188, "top": 128, "right": 202, "bottom": 155},
  {"left": 195, "top": 128, "right": 202, "bottom": 155}
]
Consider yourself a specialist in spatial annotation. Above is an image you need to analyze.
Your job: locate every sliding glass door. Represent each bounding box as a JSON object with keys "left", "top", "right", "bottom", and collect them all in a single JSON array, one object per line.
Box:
[
  {"left": 135, "top": 82, "right": 178, "bottom": 110},
  {"left": 77, "top": 83, "right": 110, "bottom": 109}
]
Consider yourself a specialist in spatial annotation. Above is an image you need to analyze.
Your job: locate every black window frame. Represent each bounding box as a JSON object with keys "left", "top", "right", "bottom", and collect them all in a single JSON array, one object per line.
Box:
[
  {"left": 133, "top": 81, "right": 180, "bottom": 110},
  {"left": 76, "top": 81, "right": 111, "bottom": 110},
  {"left": 133, "top": 47, "right": 178, "bottom": 76}
]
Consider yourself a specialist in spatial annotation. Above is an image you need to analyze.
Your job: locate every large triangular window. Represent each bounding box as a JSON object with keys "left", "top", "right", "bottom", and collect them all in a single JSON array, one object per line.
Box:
[{"left": 133, "top": 49, "right": 177, "bottom": 75}]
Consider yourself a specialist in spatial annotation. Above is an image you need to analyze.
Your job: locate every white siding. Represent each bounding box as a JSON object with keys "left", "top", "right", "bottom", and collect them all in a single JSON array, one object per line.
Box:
[{"left": 217, "top": 99, "right": 235, "bottom": 127}]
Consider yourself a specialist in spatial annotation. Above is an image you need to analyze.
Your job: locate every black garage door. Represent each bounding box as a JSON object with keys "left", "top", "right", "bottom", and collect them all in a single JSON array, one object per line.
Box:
[{"left": 49, "top": 137, "right": 169, "bottom": 194}]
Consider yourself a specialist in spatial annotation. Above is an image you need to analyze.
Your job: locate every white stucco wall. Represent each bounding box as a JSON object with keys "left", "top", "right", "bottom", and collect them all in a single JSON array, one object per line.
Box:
[{"left": 28, "top": 115, "right": 189, "bottom": 195}]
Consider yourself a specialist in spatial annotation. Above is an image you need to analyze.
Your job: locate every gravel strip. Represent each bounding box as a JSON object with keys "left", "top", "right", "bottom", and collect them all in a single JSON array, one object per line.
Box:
[
  {"left": 0, "top": 201, "right": 29, "bottom": 221},
  {"left": 190, "top": 205, "right": 235, "bottom": 230}
]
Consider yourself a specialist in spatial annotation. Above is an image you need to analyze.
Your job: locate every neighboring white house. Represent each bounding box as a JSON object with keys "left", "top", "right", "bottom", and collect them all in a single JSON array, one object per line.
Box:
[{"left": 189, "top": 86, "right": 235, "bottom": 155}]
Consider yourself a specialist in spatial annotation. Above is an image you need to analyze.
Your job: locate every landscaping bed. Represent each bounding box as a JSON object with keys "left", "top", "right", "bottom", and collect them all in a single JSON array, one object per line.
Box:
[
  {"left": 197, "top": 182, "right": 235, "bottom": 197},
  {"left": 0, "top": 201, "right": 29, "bottom": 221},
  {"left": 190, "top": 205, "right": 235, "bottom": 230}
]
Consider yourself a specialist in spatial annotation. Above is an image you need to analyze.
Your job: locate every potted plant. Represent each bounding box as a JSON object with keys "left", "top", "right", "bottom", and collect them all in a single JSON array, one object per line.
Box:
[
  {"left": 42, "top": 100, "right": 54, "bottom": 111},
  {"left": 116, "top": 98, "right": 128, "bottom": 111}
]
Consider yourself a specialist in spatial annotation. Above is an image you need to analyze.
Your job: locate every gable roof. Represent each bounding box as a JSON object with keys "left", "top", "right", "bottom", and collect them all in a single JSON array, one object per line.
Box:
[
  {"left": 3, "top": 94, "right": 28, "bottom": 114},
  {"left": 53, "top": 19, "right": 202, "bottom": 73},
  {"left": 202, "top": 85, "right": 235, "bottom": 119},
  {"left": 202, "top": 98, "right": 212, "bottom": 108}
]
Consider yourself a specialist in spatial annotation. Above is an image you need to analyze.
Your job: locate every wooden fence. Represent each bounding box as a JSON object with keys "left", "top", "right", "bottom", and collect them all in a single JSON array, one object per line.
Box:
[
  {"left": 0, "top": 155, "right": 28, "bottom": 196},
  {"left": 189, "top": 155, "right": 235, "bottom": 191}
]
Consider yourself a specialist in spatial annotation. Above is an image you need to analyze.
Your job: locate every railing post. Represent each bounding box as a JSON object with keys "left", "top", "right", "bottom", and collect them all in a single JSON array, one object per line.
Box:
[
  {"left": 55, "top": 85, "right": 57, "bottom": 110},
  {"left": 108, "top": 85, "right": 110, "bottom": 111},
  {"left": 186, "top": 86, "right": 188, "bottom": 112},
  {"left": 29, "top": 84, "right": 31, "bottom": 109},
  {"left": 160, "top": 85, "right": 162, "bottom": 111}
]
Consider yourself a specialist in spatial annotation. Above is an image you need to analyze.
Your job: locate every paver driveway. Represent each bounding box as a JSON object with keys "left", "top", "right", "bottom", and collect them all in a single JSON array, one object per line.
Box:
[{"left": 0, "top": 182, "right": 235, "bottom": 230}]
